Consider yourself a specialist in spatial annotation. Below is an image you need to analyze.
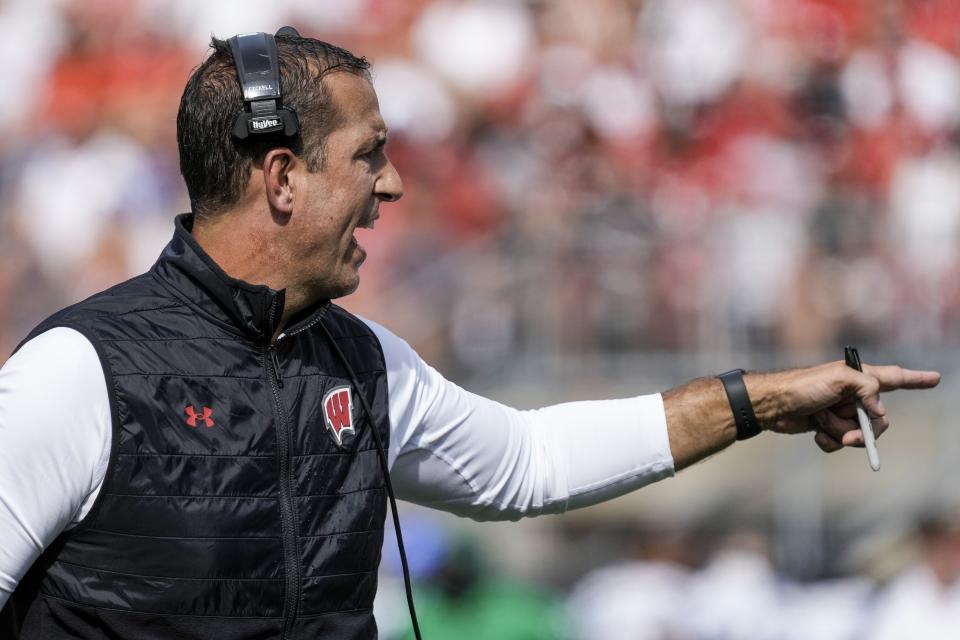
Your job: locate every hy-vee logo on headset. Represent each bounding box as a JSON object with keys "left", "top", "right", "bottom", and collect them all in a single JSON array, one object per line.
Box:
[{"left": 250, "top": 116, "right": 282, "bottom": 131}]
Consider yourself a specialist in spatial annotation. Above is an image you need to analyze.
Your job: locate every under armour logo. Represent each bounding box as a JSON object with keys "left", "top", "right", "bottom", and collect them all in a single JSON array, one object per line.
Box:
[
  {"left": 323, "top": 386, "right": 355, "bottom": 446},
  {"left": 185, "top": 405, "right": 214, "bottom": 428}
]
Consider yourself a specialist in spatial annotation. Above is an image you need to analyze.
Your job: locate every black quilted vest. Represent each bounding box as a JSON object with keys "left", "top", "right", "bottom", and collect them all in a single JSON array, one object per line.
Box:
[{"left": 1, "top": 214, "right": 390, "bottom": 639}]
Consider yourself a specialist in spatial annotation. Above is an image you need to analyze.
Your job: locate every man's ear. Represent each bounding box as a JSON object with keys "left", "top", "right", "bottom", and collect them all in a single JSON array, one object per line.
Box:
[{"left": 262, "top": 148, "right": 296, "bottom": 215}]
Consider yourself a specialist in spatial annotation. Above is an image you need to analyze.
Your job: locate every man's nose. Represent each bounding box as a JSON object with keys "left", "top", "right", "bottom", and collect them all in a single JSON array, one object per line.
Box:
[{"left": 376, "top": 158, "right": 403, "bottom": 202}]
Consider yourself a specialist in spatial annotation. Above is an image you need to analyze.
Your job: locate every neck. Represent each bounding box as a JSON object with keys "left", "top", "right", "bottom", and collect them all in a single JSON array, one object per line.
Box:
[{"left": 191, "top": 211, "right": 310, "bottom": 332}]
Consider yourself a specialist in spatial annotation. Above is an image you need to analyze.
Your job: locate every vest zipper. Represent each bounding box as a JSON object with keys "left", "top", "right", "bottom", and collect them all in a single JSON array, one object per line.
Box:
[
  {"left": 266, "top": 341, "right": 300, "bottom": 639},
  {"left": 282, "top": 311, "right": 325, "bottom": 338},
  {"left": 269, "top": 348, "right": 284, "bottom": 387}
]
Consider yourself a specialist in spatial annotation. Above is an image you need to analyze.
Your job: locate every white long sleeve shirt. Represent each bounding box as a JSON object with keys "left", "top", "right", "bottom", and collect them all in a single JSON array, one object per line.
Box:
[{"left": 0, "top": 320, "right": 675, "bottom": 609}]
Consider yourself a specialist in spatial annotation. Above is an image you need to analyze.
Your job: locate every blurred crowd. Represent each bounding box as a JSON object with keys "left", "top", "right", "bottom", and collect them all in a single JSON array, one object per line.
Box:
[
  {"left": 376, "top": 511, "right": 960, "bottom": 640},
  {"left": 2, "top": 0, "right": 960, "bottom": 371}
]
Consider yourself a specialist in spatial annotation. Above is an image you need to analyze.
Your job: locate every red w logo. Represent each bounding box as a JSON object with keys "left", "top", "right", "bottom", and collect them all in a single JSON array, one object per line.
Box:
[
  {"left": 322, "top": 386, "right": 355, "bottom": 446},
  {"left": 185, "top": 405, "right": 214, "bottom": 428}
]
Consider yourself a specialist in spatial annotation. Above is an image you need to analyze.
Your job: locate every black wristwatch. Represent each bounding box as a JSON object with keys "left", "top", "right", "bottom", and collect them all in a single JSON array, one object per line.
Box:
[{"left": 717, "top": 369, "right": 763, "bottom": 441}]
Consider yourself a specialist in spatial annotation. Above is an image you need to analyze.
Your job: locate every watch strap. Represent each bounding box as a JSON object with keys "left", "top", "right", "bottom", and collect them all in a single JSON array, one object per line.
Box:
[{"left": 717, "top": 369, "right": 763, "bottom": 441}]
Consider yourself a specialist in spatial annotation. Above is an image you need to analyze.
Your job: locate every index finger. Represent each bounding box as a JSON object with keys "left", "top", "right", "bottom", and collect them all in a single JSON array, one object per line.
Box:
[{"left": 862, "top": 364, "right": 941, "bottom": 392}]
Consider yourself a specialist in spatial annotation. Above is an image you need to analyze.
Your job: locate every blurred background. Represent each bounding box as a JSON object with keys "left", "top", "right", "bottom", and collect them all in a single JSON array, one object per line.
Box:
[{"left": 1, "top": 0, "right": 959, "bottom": 637}]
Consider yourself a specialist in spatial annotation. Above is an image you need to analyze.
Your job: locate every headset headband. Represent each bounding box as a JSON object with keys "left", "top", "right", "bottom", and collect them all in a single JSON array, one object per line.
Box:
[{"left": 229, "top": 28, "right": 300, "bottom": 140}]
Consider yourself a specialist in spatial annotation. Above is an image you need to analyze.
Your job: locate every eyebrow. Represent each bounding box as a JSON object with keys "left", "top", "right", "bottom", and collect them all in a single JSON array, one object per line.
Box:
[{"left": 360, "top": 131, "right": 388, "bottom": 153}]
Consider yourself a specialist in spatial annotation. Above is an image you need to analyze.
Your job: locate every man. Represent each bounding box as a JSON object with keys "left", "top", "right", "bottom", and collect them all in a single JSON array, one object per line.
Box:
[
  {"left": 0, "top": 31, "right": 940, "bottom": 640},
  {"left": 869, "top": 512, "right": 960, "bottom": 640}
]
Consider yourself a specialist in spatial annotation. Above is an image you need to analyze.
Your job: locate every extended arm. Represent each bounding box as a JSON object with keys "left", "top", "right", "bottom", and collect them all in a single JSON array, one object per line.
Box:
[{"left": 364, "top": 318, "right": 940, "bottom": 521}]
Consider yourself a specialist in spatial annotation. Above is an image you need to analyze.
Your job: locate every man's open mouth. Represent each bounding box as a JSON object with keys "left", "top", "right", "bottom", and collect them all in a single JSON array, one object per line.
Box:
[
  {"left": 356, "top": 213, "right": 379, "bottom": 230},
  {"left": 350, "top": 214, "right": 378, "bottom": 261}
]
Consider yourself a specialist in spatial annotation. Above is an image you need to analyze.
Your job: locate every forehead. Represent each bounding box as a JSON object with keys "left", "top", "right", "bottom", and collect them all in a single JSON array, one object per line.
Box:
[{"left": 324, "top": 72, "right": 385, "bottom": 140}]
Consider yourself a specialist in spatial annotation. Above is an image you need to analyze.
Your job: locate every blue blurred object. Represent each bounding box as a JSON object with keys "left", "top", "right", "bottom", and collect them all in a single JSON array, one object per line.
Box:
[{"left": 382, "top": 513, "right": 451, "bottom": 581}]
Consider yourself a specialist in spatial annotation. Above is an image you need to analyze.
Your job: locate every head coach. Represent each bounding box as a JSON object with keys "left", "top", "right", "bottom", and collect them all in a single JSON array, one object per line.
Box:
[{"left": 0, "top": 28, "right": 941, "bottom": 640}]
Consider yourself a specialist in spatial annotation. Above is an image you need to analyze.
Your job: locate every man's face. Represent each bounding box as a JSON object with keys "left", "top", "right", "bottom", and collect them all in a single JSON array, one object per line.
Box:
[{"left": 288, "top": 72, "right": 402, "bottom": 300}]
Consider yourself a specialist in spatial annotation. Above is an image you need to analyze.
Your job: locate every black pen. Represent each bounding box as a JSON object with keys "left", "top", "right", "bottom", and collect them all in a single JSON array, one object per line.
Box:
[{"left": 844, "top": 346, "right": 880, "bottom": 471}]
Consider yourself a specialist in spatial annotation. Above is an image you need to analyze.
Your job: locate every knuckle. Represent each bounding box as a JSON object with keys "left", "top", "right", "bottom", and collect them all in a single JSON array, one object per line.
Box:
[
  {"left": 815, "top": 431, "right": 840, "bottom": 453},
  {"left": 894, "top": 366, "right": 906, "bottom": 386},
  {"left": 830, "top": 364, "right": 856, "bottom": 394}
]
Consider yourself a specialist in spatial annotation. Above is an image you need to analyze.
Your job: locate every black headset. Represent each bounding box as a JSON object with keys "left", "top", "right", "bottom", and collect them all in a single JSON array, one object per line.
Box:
[{"left": 228, "top": 27, "right": 301, "bottom": 140}]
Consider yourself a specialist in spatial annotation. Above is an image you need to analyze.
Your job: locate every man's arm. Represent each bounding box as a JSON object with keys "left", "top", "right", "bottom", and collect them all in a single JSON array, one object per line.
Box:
[
  {"left": 363, "top": 317, "right": 675, "bottom": 521},
  {"left": 664, "top": 364, "right": 940, "bottom": 470},
  {"left": 362, "top": 317, "right": 939, "bottom": 520},
  {"left": 0, "top": 328, "right": 111, "bottom": 610}
]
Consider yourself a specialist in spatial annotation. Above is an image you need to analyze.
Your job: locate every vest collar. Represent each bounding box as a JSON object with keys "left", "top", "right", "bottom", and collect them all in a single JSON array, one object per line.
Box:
[{"left": 152, "top": 213, "right": 324, "bottom": 342}]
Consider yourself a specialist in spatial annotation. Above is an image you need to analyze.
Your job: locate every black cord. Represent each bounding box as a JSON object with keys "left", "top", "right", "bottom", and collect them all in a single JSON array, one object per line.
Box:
[{"left": 320, "top": 322, "right": 423, "bottom": 640}]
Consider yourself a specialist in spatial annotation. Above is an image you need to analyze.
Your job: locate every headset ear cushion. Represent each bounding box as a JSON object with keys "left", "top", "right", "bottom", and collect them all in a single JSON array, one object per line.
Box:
[
  {"left": 281, "top": 110, "right": 300, "bottom": 137},
  {"left": 232, "top": 115, "right": 250, "bottom": 140}
]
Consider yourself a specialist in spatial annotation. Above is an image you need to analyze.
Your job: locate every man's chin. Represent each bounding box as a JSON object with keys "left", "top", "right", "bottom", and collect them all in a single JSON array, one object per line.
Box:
[{"left": 324, "top": 276, "right": 361, "bottom": 301}]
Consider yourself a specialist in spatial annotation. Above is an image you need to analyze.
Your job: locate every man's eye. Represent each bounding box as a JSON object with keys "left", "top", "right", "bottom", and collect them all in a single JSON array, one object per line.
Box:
[{"left": 362, "top": 148, "right": 385, "bottom": 163}]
